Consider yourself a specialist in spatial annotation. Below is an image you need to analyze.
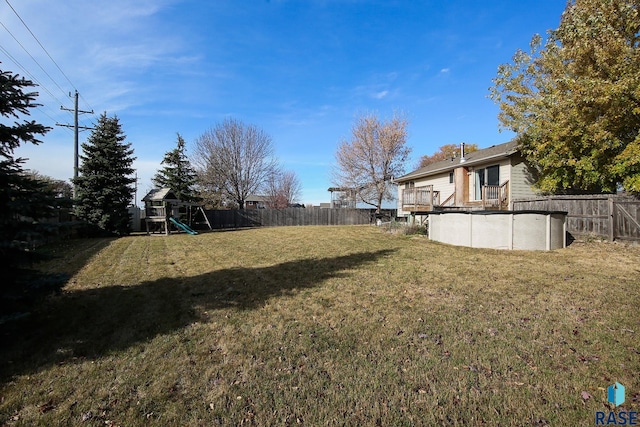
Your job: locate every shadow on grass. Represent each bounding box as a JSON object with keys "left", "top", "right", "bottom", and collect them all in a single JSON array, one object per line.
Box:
[
  {"left": 0, "top": 249, "right": 393, "bottom": 383},
  {"left": 1, "top": 238, "right": 116, "bottom": 319}
]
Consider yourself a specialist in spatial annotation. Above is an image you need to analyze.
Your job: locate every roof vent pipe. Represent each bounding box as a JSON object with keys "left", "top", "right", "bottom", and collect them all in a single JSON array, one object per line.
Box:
[{"left": 460, "top": 142, "right": 466, "bottom": 163}]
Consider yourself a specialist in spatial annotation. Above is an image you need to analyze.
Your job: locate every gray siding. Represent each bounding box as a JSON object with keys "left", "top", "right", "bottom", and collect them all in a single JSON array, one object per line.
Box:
[{"left": 510, "top": 154, "right": 538, "bottom": 201}]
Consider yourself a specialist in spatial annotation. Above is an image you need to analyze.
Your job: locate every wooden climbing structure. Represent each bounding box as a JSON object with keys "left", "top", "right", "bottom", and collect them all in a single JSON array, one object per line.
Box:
[{"left": 142, "top": 188, "right": 211, "bottom": 235}]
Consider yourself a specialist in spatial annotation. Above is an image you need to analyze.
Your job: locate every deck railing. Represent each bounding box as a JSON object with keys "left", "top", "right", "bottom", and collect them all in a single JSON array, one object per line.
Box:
[
  {"left": 482, "top": 181, "right": 509, "bottom": 209},
  {"left": 401, "top": 186, "right": 440, "bottom": 210},
  {"left": 402, "top": 181, "right": 509, "bottom": 211},
  {"left": 440, "top": 192, "right": 455, "bottom": 207}
]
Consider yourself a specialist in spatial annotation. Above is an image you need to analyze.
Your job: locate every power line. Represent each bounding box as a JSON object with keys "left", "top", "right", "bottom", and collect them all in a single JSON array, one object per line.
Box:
[
  {"left": 3, "top": 0, "right": 95, "bottom": 113},
  {"left": 5, "top": 1, "right": 74, "bottom": 93},
  {"left": 2, "top": 0, "right": 99, "bottom": 168},
  {"left": 0, "top": 20, "right": 69, "bottom": 100},
  {"left": 77, "top": 92, "right": 94, "bottom": 114},
  {"left": 0, "top": 48, "right": 75, "bottom": 131},
  {"left": 0, "top": 44, "right": 70, "bottom": 110},
  {"left": 0, "top": 44, "right": 76, "bottom": 130},
  {"left": 37, "top": 106, "right": 70, "bottom": 130}
]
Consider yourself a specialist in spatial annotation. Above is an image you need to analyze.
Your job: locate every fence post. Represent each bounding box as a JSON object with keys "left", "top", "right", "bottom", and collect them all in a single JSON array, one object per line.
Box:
[{"left": 608, "top": 196, "right": 615, "bottom": 242}]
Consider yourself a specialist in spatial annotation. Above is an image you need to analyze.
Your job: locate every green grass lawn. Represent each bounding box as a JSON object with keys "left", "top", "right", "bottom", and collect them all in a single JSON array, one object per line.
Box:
[{"left": 1, "top": 226, "right": 638, "bottom": 426}]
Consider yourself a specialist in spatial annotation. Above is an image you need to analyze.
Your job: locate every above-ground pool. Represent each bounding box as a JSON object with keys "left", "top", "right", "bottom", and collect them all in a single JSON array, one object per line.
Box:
[{"left": 427, "top": 210, "right": 567, "bottom": 250}]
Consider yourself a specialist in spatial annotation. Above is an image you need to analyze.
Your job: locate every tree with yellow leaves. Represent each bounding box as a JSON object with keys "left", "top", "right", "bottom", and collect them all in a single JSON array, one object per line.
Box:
[{"left": 490, "top": 0, "right": 640, "bottom": 194}]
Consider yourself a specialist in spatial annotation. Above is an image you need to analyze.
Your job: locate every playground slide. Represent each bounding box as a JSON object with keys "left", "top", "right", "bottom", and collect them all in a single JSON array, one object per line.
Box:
[{"left": 169, "top": 216, "right": 198, "bottom": 235}]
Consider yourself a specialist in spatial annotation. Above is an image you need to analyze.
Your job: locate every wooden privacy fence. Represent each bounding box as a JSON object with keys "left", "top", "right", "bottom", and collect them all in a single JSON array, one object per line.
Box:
[
  {"left": 512, "top": 195, "right": 640, "bottom": 242},
  {"left": 203, "top": 208, "right": 396, "bottom": 229}
]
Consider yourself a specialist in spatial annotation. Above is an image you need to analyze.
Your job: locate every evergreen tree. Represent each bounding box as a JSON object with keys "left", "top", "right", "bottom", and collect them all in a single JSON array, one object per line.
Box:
[
  {"left": 152, "top": 133, "right": 200, "bottom": 202},
  {"left": 74, "top": 113, "right": 136, "bottom": 235},
  {"left": 0, "top": 67, "right": 52, "bottom": 275}
]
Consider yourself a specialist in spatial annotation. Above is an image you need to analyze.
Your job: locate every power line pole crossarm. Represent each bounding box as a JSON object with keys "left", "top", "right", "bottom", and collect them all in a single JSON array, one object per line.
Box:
[{"left": 56, "top": 90, "right": 93, "bottom": 198}]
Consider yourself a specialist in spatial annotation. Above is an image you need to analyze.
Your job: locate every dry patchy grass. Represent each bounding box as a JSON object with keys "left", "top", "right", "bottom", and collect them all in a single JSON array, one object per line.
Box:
[{"left": 1, "top": 226, "right": 639, "bottom": 426}]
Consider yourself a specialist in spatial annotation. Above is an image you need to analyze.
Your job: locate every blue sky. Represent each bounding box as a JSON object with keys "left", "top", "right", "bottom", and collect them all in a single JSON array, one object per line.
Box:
[{"left": 3, "top": 0, "right": 566, "bottom": 206}]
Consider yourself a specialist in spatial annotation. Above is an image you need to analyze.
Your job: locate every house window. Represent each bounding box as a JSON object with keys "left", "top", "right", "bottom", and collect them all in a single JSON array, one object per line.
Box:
[
  {"left": 405, "top": 181, "right": 415, "bottom": 189},
  {"left": 475, "top": 165, "right": 500, "bottom": 200},
  {"left": 449, "top": 172, "right": 454, "bottom": 184},
  {"left": 487, "top": 165, "right": 500, "bottom": 186}
]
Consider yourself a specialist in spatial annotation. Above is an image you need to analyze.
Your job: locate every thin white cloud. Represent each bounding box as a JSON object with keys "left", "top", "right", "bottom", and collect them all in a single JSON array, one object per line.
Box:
[
  {"left": 92, "top": 1, "right": 172, "bottom": 24},
  {"left": 2, "top": 0, "right": 197, "bottom": 116},
  {"left": 268, "top": 103, "right": 337, "bottom": 128},
  {"left": 373, "top": 90, "right": 389, "bottom": 99},
  {"left": 386, "top": 71, "right": 399, "bottom": 81},
  {"left": 89, "top": 44, "right": 167, "bottom": 70}
]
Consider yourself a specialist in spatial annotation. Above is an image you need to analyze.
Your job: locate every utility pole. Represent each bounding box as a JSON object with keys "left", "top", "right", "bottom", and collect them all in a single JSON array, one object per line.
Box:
[
  {"left": 56, "top": 90, "right": 93, "bottom": 199},
  {"left": 134, "top": 171, "right": 139, "bottom": 207}
]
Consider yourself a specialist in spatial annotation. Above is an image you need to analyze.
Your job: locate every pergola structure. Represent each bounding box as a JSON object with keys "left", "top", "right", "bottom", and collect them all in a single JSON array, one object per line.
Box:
[{"left": 327, "top": 187, "right": 357, "bottom": 209}]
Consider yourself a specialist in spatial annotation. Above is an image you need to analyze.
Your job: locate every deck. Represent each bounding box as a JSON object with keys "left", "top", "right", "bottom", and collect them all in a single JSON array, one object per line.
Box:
[{"left": 401, "top": 181, "right": 509, "bottom": 212}]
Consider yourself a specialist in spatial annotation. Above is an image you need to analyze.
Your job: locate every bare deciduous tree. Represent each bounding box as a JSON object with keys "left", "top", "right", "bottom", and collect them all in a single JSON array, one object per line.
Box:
[
  {"left": 333, "top": 112, "right": 411, "bottom": 212},
  {"left": 193, "top": 118, "right": 278, "bottom": 209},
  {"left": 266, "top": 169, "right": 302, "bottom": 208}
]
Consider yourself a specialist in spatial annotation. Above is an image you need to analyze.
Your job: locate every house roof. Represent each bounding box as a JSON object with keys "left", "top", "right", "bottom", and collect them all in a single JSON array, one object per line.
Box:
[
  {"left": 142, "top": 187, "right": 180, "bottom": 202},
  {"left": 395, "top": 140, "right": 519, "bottom": 183}
]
